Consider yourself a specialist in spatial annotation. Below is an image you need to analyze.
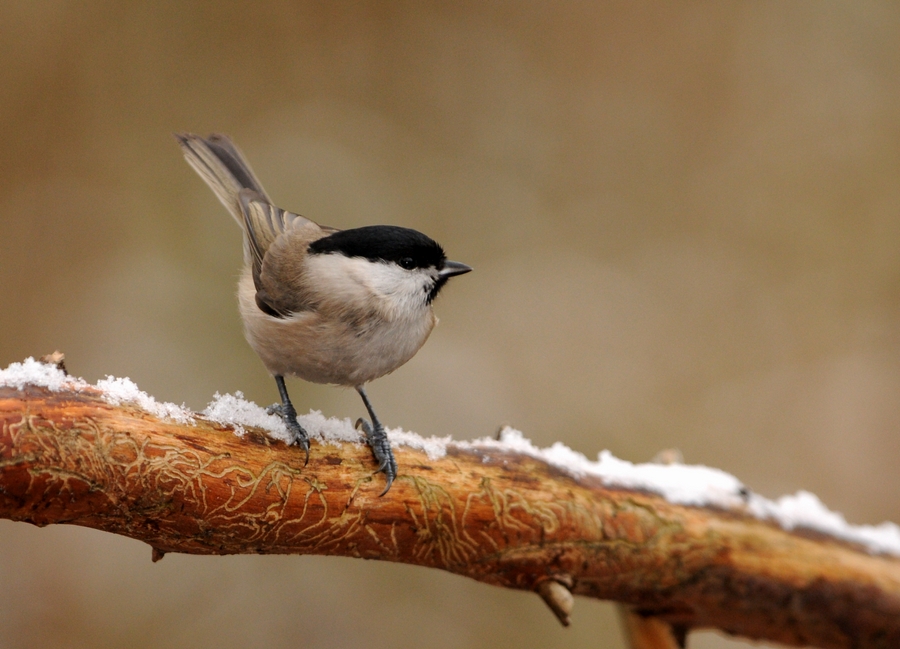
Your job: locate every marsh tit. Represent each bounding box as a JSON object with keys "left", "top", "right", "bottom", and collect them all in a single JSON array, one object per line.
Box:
[{"left": 176, "top": 133, "right": 470, "bottom": 495}]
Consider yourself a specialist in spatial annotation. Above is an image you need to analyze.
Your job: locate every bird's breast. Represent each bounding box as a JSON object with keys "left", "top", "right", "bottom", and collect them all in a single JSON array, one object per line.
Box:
[{"left": 237, "top": 270, "right": 436, "bottom": 385}]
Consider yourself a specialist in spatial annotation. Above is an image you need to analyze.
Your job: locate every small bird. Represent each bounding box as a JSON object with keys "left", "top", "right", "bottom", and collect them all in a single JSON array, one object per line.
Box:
[{"left": 176, "top": 133, "right": 471, "bottom": 495}]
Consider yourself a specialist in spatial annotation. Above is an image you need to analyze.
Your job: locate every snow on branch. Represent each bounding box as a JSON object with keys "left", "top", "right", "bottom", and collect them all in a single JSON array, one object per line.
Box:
[{"left": 1, "top": 356, "right": 899, "bottom": 649}]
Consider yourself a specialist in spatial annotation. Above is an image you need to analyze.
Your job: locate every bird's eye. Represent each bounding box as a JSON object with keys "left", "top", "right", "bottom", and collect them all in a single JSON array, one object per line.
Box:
[{"left": 399, "top": 257, "right": 415, "bottom": 270}]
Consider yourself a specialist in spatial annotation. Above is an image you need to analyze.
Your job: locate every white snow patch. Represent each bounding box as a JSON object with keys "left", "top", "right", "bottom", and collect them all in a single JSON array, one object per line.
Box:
[
  {"left": 388, "top": 428, "right": 452, "bottom": 461},
  {"left": 96, "top": 376, "right": 194, "bottom": 424},
  {"left": 0, "top": 357, "right": 83, "bottom": 392},
  {"left": 202, "top": 391, "right": 288, "bottom": 439},
  {"left": 297, "top": 410, "right": 361, "bottom": 445},
  {"left": 201, "top": 393, "right": 366, "bottom": 446},
  {"left": 4, "top": 359, "right": 899, "bottom": 556},
  {"left": 0, "top": 358, "right": 194, "bottom": 424},
  {"left": 459, "top": 428, "right": 745, "bottom": 508},
  {"left": 591, "top": 450, "right": 747, "bottom": 508},
  {"left": 457, "top": 427, "right": 900, "bottom": 556},
  {"left": 748, "top": 491, "right": 900, "bottom": 556}
]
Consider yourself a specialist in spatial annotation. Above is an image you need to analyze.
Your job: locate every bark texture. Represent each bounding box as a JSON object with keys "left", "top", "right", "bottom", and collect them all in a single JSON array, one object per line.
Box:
[{"left": 1, "top": 382, "right": 899, "bottom": 649}]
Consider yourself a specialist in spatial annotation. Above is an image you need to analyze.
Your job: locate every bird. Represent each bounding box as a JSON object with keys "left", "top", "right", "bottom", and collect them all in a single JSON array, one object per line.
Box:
[{"left": 176, "top": 133, "right": 471, "bottom": 495}]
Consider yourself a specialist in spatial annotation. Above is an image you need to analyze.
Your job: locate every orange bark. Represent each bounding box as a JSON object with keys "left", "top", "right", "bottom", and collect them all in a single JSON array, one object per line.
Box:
[{"left": 1, "top": 382, "right": 899, "bottom": 648}]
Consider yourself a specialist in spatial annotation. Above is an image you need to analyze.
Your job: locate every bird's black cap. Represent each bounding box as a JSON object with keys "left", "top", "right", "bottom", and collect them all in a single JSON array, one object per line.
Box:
[{"left": 309, "top": 225, "right": 447, "bottom": 269}]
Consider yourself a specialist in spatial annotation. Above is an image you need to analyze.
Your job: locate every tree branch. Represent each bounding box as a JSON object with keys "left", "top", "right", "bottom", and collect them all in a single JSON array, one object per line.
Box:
[{"left": 1, "top": 377, "right": 899, "bottom": 649}]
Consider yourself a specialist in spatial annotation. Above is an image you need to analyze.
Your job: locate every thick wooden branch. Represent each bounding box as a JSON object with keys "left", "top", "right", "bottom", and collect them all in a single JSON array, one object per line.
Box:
[{"left": 1, "top": 380, "right": 899, "bottom": 649}]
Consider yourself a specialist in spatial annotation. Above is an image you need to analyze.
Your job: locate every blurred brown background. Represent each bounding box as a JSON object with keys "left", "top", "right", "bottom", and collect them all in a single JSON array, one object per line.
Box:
[{"left": 2, "top": 2, "right": 899, "bottom": 648}]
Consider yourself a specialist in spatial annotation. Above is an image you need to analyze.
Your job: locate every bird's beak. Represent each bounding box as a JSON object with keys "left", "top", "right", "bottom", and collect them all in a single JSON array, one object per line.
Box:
[{"left": 439, "top": 260, "right": 472, "bottom": 278}]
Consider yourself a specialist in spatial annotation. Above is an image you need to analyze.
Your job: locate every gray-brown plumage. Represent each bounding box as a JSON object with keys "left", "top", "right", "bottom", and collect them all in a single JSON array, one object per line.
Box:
[{"left": 176, "top": 133, "right": 470, "bottom": 494}]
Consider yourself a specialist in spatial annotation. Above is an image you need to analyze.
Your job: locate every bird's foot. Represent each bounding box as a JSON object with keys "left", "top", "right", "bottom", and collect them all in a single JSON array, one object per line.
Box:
[
  {"left": 355, "top": 418, "right": 397, "bottom": 496},
  {"left": 267, "top": 403, "right": 310, "bottom": 465}
]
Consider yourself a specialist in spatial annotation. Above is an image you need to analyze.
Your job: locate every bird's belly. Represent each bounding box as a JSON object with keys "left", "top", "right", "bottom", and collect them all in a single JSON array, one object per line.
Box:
[{"left": 238, "top": 276, "right": 435, "bottom": 386}]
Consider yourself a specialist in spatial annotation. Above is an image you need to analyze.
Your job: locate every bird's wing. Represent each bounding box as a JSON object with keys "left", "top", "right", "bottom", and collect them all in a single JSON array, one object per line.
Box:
[
  {"left": 238, "top": 190, "right": 329, "bottom": 317},
  {"left": 178, "top": 132, "right": 339, "bottom": 317},
  {"left": 238, "top": 189, "right": 300, "bottom": 286}
]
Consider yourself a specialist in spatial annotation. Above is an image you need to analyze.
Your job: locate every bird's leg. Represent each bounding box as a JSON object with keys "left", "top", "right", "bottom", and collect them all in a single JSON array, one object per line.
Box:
[
  {"left": 354, "top": 385, "right": 397, "bottom": 496},
  {"left": 266, "top": 375, "right": 309, "bottom": 465}
]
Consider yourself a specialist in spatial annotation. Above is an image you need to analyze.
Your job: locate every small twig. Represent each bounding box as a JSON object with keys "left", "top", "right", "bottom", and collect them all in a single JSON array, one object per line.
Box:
[{"left": 619, "top": 607, "right": 685, "bottom": 649}]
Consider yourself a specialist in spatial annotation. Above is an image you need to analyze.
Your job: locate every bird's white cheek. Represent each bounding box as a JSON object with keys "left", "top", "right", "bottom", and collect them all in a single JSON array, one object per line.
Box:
[
  {"left": 304, "top": 255, "right": 432, "bottom": 320},
  {"left": 304, "top": 255, "right": 375, "bottom": 304}
]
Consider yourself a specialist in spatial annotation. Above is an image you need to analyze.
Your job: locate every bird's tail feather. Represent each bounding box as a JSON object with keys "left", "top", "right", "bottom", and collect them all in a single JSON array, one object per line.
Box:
[{"left": 175, "top": 133, "right": 272, "bottom": 226}]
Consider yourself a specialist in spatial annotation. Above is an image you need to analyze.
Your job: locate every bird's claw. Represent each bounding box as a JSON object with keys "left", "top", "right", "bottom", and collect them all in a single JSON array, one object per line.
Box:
[
  {"left": 355, "top": 417, "right": 397, "bottom": 495},
  {"left": 270, "top": 403, "right": 309, "bottom": 465}
]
